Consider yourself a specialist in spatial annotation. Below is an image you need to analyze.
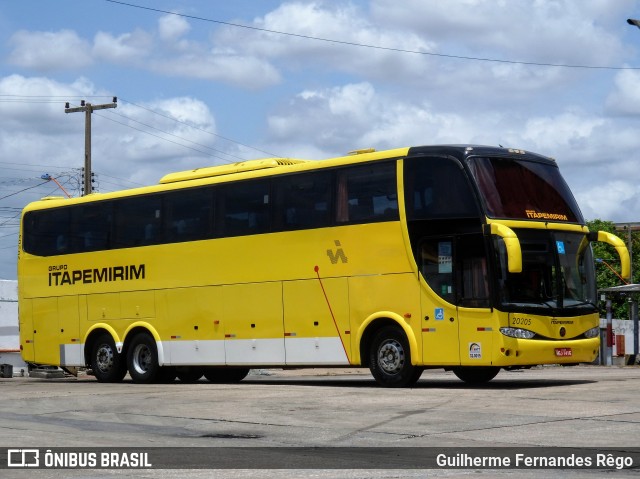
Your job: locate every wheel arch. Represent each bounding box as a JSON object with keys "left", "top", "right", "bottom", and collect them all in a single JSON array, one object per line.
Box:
[
  {"left": 357, "top": 312, "right": 419, "bottom": 367},
  {"left": 83, "top": 324, "right": 121, "bottom": 367},
  {"left": 122, "top": 322, "right": 166, "bottom": 366}
]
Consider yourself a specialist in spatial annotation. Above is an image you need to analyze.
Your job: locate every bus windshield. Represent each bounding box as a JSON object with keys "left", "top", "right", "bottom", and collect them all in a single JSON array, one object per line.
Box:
[
  {"left": 495, "top": 229, "right": 597, "bottom": 313},
  {"left": 468, "top": 156, "right": 583, "bottom": 223}
]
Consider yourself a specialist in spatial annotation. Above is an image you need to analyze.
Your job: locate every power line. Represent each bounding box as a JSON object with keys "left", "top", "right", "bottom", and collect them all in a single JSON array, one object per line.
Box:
[
  {"left": 0, "top": 181, "right": 49, "bottom": 202},
  {"left": 120, "top": 98, "right": 278, "bottom": 157},
  {"left": 105, "top": 0, "right": 640, "bottom": 71},
  {"left": 102, "top": 106, "right": 245, "bottom": 163},
  {"left": 92, "top": 109, "right": 221, "bottom": 158}
]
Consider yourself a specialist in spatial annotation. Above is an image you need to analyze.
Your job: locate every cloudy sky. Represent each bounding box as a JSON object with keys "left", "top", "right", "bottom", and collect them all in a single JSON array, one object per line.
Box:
[{"left": 1, "top": 0, "right": 640, "bottom": 279}]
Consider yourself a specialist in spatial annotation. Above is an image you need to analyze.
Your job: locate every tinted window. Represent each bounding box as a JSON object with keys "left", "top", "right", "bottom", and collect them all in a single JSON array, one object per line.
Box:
[
  {"left": 405, "top": 157, "right": 479, "bottom": 220},
  {"left": 336, "top": 162, "right": 398, "bottom": 224},
  {"left": 23, "top": 208, "right": 70, "bottom": 256},
  {"left": 165, "top": 188, "right": 214, "bottom": 242},
  {"left": 419, "top": 234, "right": 490, "bottom": 307},
  {"left": 468, "top": 157, "right": 582, "bottom": 222},
  {"left": 71, "top": 202, "right": 113, "bottom": 253},
  {"left": 274, "top": 172, "right": 331, "bottom": 230},
  {"left": 113, "top": 195, "right": 162, "bottom": 248},
  {"left": 219, "top": 180, "right": 271, "bottom": 236}
]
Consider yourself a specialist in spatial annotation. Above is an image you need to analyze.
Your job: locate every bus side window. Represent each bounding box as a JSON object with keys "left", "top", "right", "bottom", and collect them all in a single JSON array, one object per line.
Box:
[
  {"left": 420, "top": 238, "right": 455, "bottom": 303},
  {"left": 165, "top": 187, "right": 214, "bottom": 242},
  {"left": 113, "top": 195, "right": 162, "bottom": 248},
  {"left": 274, "top": 172, "right": 331, "bottom": 231},
  {"left": 220, "top": 180, "right": 271, "bottom": 237},
  {"left": 336, "top": 162, "right": 398, "bottom": 224},
  {"left": 23, "top": 209, "right": 70, "bottom": 257},
  {"left": 71, "top": 202, "right": 112, "bottom": 252},
  {"left": 405, "top": 157, "right": 478, "bottom": 220}
]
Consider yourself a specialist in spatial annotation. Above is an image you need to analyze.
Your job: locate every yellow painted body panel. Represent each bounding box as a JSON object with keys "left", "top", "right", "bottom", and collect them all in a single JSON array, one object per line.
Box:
[
  {"left": 17, "top": 146, "right": 605, "bottom": 372},
  {"left": 419, "top": 287, "right": 459, "bottom": 365},
  {"left": 283, "top": 278, "right": 351, "bottom": 358}
]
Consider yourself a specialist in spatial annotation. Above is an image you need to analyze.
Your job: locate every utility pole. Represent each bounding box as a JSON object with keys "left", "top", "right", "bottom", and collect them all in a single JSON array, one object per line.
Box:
[{"left": 65, "top": 97, "right": 117, "bottom": 196}]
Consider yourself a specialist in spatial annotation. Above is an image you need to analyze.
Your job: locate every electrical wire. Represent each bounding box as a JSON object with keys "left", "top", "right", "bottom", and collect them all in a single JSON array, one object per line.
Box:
[
  {"left": 90, "top": 110, "right": 221, "bottom": 159},
  {"left": 0, "top": 181, "right": 49, "bottom": 202},
  {"left": 120, "top": 99, "right": 278, "bottom": 157},
  {"left": 104, "top": 0, "right": 640, "bottom": 71},
  {"left": 101, "top": 106, "right": 245, "bottom": 163}
]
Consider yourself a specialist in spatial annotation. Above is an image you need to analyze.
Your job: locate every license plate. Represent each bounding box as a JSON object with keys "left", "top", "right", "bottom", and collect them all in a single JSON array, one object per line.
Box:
[{"left": 555, "top": 348, "right": 572, "bottom": 357}]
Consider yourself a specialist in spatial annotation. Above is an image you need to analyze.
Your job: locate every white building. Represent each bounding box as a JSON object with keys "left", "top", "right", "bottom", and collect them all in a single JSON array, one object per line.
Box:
[{"left": 0, "top": 280, "right": 28, "bottom": 376}]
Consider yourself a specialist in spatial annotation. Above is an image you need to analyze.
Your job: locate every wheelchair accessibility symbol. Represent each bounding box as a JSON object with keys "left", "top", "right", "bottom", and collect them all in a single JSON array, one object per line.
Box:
[{"left": 435, "top": 308, "right": 445, "bottom": 321}]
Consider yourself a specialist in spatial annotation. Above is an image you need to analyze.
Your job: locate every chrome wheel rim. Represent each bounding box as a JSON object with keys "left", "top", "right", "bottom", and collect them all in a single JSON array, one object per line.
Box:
[
  {"left": 96, "top": 344, "right": 114, "bottom": 373},
  {"left": 132, "top": 343, "right": 152, "bottom": 375},
  {"left": 378, "top": 339, "right": 405, "bottom": 374}
]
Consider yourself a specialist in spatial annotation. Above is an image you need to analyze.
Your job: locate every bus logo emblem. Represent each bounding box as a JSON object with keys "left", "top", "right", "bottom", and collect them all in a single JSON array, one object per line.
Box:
[{"left": 327, "top": 240, "right": 348, "bottom": 264}]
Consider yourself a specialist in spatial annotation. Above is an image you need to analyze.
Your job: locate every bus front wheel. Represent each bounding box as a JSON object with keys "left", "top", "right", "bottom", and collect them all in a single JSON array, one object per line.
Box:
[
  {"left": 451, "top": 366, "right": 500, "bottom": 384},
  {"left": 369, "top": 326, "right": 423, "bottom": 388},
  {"left": 127, "top": 333, "right": 160, "bottom": 384},
  {"left": 91, "top": 334, "right": 126, "bottom": 383}
]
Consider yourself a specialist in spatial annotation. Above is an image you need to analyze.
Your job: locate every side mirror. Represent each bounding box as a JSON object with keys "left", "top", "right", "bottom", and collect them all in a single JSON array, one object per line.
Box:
[
  {"left": 590, "top": 231, "right": 631, "bottom": 280},
  {"left": 484, "top": 223, "right": 522, "bottom": 273}
]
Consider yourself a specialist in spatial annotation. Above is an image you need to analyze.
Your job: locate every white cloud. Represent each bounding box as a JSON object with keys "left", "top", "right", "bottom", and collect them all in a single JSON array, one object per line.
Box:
[
  {"left": 215, "top": 1, "right": 435, "bottom": 80},
  {"left": 158, "top": 14, "right": 191, "bottom": 42},
  {"left": 371, "top": 0, "right": 631, "bottom": 67},
  {"left": 0, "top": 74, "right": 98, "bottom": 131},
  {"left": 8, "top": 29, "right": 93, "bottom": 71},
  {"left": 267, "top": 82, "right": 479, "bottom": 154},
  {"left": 606, "top": 70, "right": 640, "bottom": 115},
  {"left": 575, "top": 180, "right": 640, "bottom": 221},
  {"left": 522, "top": 112, "right": 606, "bottom": 155},
  {"left": 149, "top": 50, "right": 281, "bottom": 89},
  {"left": 0, "top": 75, "right": 225, "bottom": 190},
  {"left": 93, "top": 29, "right": 153, "bottom": 64}
]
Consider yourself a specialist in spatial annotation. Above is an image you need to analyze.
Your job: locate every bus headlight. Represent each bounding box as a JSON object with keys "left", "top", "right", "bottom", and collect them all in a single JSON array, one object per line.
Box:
[
  {"left": 584, "top": 327, "right": 599, "bottom": 339},
  {"left": 500, "top": 327, "right": 536, "bottom": 339}
]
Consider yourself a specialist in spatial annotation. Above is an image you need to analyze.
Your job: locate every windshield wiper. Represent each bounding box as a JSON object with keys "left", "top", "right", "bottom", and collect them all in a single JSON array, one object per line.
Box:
[{"left": 564, "top": 299, "right": 597, "bottom": 309}]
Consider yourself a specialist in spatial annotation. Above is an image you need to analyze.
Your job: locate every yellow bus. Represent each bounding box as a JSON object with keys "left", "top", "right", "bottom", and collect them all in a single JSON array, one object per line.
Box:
[{"left": 18, "top": 145, "right": 630, "bottom": 387}]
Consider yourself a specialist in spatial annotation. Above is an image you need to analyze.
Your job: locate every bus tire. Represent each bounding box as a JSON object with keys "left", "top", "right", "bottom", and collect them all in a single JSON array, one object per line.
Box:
[
  {"left": 203, "top": 367, "right": 250, "bottom": 383},
  {"left": 156, "top": 367, "right": 177, "bottom": 383},
  {"left": 91, "top": 333, "right": 126, "bottom": 383},
  {"left": 369, "top": 326, "right": 422, "bottom": 388},
  {"left": 127, "top": 332, "right": 159, "bottom": 384},
  {"left": 176, "top": 367, "right": 204, "bottom": 383},
  {"left": 452, "top": 366, "right": 500, "bottom": 384}
]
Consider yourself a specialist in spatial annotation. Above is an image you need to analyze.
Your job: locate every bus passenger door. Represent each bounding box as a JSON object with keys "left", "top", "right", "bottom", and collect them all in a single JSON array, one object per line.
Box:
[
  {"left": 455, "top": 234, "right": 494, "bottom": 365},
  {"left": 419, "top": 237, "right": 460, "bottom": 365}
]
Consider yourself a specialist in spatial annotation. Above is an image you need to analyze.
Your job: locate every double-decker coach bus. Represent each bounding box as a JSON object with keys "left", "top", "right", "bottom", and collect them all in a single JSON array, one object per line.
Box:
[{"left": 18, "top": 145, "right": 630, "bottom": 387}]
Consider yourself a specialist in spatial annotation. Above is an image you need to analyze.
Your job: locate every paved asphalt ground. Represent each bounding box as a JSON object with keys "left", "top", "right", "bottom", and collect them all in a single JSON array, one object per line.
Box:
[{"left": 0, "top": 365, "right": 639, "bottom": 478}]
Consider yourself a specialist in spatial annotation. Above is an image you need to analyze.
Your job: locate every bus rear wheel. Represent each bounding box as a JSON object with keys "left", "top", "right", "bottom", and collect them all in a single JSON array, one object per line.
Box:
[
  {"left": 176, "top": 367, "right": 204, "bottom": 383},
  {"left": 203, "top": 367, "right": 250, "bottom": 383},
  {"left": 127, "top": 332, "right": 160, "bottom": 384},
  {"left": 369, "top": 326, "right": 423, "bottom": 388},
  {"left": 91, "top": 333, "right": 126, "bottom": 383},
  {"left": 452, "top": 366, "right": 500, "bottom": 384}
]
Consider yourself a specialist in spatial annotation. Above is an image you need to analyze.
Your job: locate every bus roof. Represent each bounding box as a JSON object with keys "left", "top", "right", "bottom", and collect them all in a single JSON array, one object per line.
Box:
[
  {"left": 158, "top": 158, "right": 310, "bottom": 184},
  {"left": 22, "top": 145, "right": 549, "bottom": 211}
]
